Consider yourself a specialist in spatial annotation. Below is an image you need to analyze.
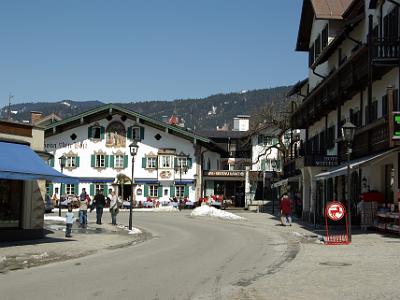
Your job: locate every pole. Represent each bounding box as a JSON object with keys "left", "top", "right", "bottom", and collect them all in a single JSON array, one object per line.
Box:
[
  {"left": 272, "top": 171, "right": 275, "bottom": 215},
  {"left": 59, "top": 166, "right": 63, "bottom": 217},
  {"left": 129, "top": 156, "right": 135, "bottom": 230},
  {"left": 347, "top": 143, "right": 352, "bottom": 242}
]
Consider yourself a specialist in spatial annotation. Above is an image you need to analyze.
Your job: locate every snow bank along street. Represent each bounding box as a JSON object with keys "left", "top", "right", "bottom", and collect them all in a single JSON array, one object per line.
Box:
[{"left": 191, "top": 205, "right": 245, "bottom": 220}]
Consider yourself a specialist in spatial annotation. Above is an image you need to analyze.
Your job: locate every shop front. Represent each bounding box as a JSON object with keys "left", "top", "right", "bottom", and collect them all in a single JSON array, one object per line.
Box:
[{"left": 203, "top": 170, "right": 246, "bottom": 207}]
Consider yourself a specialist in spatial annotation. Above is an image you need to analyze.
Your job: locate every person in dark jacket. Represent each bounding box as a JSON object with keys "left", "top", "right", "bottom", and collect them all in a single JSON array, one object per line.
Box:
[{"left": 92, "top": 190, "right": 106, "bottom": 224}]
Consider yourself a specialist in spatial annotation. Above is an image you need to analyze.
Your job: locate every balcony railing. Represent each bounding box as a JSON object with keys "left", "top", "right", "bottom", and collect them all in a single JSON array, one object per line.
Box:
[
  {"left": 339, "top": 118, "right": 390, "bottom": 161},
  {"left": 221, "top": 150, "right": 251, "bottom": 159},
  {"left": 372, "top": 38, "right": 400, "bottom": 63}
]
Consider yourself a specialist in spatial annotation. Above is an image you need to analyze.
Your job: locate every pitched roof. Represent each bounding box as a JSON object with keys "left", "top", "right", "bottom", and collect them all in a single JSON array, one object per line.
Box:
[
  {"left": 44, "top": 104, "right": 221, "bottom": 150},
  {"left": 296, "top": 0, "right": 355, "bottom": 51},
  {"left": 311, "top": 0, "right": 354, "bottom": 19}
]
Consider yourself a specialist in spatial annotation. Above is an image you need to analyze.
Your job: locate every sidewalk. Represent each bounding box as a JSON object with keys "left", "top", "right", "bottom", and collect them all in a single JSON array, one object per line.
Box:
[
  {"left": 231, "top": 211, "right": 400, "bottom": 300},
  {"left": 0, "top": 217, "right": 147, "bottom": 273}
]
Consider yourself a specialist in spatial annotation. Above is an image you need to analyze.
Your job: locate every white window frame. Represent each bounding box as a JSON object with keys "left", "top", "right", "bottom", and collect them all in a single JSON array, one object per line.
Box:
[
  {"left": 175, "top": 185, "right": 184, "bottom": 198},
  {"left": 65, "top": 156, "right": 77, "bottom": 168},
  {"left": 66, "top": 184, "right": 75, "bottom": 195},
  {"left": 147, "top": 157, "right": 157, "bottom": 168},
  {"left": 92, "top": 126, "right": 101, "bottom": 139},
  {"left": 95, "top": 184, "right": 103, "bottom": 194},
  {"left": 95, "top": 154, "right": 105, "bottom": 168},
  {"left": 132, "top": 127, "right": 140, "bottom": 141},
  {"left": 176, "top": 157, "right": 187, "bottom": 168},
  {"left": 149, "top": 185, "right": 158, "bottom": 197},
  {"left": 115, "top": 155, "right": 124, "bottom": 169},
  {"left": 160, "top": 155, "right": 172, "bottom": 168}
]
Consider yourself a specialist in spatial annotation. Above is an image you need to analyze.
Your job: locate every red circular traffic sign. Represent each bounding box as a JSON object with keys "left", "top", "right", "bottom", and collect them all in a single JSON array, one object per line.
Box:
[{"left": 326, "top": 202, "right": 346, "bottom": 221}]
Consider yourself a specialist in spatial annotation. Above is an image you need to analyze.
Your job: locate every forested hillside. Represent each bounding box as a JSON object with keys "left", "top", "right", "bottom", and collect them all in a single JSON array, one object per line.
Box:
[{"left": 1, "top": 86, "right": 291, "bottom": 130}]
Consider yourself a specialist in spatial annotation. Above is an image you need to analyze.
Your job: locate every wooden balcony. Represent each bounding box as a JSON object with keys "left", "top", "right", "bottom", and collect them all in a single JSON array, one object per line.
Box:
[
  {"left": 372, "top": 38, "right": 400, "bottom": 66},
  {"left": 338, "top": 118, "right": 390, "bottom": 161},
  {"left": 291, "top": 46, "right": 368, "bottom": 129}
]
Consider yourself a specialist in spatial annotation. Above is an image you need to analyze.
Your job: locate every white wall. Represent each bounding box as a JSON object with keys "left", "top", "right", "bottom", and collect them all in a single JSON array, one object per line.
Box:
[{"left": 45, "top": 114, "right": 221, "bottom": 202}]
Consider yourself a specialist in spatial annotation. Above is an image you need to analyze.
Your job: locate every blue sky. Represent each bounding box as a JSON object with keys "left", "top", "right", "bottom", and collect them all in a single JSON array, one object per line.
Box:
[{"left": 0, "top": 0, "right": 307, "bottom": 105}]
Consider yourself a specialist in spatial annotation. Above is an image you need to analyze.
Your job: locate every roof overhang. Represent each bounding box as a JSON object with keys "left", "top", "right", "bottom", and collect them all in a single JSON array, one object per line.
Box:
[{"left": 296, "top": 0, "right": 355, "bottom": 52}]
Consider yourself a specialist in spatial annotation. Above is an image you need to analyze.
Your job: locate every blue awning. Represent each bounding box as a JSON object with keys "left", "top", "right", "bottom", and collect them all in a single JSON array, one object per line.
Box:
[
  {"left": 134, "top": 178, "right": 158, "bottom": 184},
  {"left": 174, "top": 180, "right": 194, "bottom": 185},
  {"left": 0, "top": 141, "right": 78, "bottom": 184},
  {"left": 79, "top": 177, "right": 115, "bottom": 183}
]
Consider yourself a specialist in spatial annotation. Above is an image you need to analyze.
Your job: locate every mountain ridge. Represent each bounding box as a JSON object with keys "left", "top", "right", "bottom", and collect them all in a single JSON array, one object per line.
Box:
[{"left": 1, "top": 86, "right": 291, "bottom": 130}]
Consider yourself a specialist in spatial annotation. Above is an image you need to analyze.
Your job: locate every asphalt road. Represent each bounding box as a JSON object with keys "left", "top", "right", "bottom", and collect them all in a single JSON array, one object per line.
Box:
[{"left": 0, "top": 211, "right": 293, "bottom": 300}]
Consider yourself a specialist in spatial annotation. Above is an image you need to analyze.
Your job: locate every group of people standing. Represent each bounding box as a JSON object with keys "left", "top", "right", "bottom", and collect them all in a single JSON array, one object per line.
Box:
[{"left": 64, "top": 188, "right": 122, "bottom": 238}]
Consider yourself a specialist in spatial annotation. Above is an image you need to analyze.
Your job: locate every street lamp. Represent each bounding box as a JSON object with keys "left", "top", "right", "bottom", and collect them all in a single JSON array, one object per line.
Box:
[
  {"left": 129, "top": 140, "right": 139, "bottom": 230},
  {"left": 174, "top": 157, "right": 189, "bottom": 202},
  {"left": 271, "top": 159, "right": 277, "bottom": 215},
  {"left": 58, "top": 155, "right": 66, "bottom": 217},
  {"left": 341, "top": 121, "right": 356, "bottom": 242}
]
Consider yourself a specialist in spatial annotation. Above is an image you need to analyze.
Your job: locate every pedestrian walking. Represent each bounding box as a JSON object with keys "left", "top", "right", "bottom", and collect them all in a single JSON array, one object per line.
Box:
[
  {"left": 91, "top": 190, "right": 106, "bottom": 225},
  {"left": 65, "top": 205, "right": 75, "bottom": 237},
  {"left": 78, "top": 188, "right": 88, "bottom": 228},
  {"left": 280, "top": 194, "right": 292, "bottom": 226},
  {"left": 109, "top": 190, "right": 121, "bottom": 225}
]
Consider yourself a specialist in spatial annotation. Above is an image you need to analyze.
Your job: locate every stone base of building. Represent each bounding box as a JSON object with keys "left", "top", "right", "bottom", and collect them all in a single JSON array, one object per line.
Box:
[{"left": 0, "top": 229, "right": 44, "bottom": 242}]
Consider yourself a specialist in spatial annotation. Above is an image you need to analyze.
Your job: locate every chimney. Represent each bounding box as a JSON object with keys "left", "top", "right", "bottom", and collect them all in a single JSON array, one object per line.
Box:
[{"left": 30, "top": 111, "right": 43, "bottom": 125}]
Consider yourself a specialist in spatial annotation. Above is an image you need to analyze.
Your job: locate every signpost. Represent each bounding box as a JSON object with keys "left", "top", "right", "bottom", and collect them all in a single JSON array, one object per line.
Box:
[{"left": 324, "top": 201, "right": 349, "bottom": 245}]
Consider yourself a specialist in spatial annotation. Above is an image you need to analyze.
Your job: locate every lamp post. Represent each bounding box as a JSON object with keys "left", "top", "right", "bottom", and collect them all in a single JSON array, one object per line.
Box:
[
  {"left": 174, "top": 158, "right": 189, "bottom": 202},
  {"left": 129, "top": 141, "right": 139, "bottom": 230},
  {"left": 58, "top": 155, "right": 66, "bottom": 217},
  {"left": 271, "top": 159, "right": 277, "bottom": 215},
  {"left": 341, "top": 121, "right": 356, "bottom": 242}
]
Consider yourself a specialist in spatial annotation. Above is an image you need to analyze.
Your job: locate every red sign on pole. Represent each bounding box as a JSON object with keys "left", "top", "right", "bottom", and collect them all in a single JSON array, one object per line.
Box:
[{"left": 324, "top": 201, "right": 349, "bottom": 245}]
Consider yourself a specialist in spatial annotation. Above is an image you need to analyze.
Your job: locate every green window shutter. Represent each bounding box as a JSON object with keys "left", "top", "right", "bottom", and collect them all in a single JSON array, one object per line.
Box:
[
  {"left": 170, "top": 185, "right": 175, "bottom": 197},
  {"left": 88, "top": 126, "right": 92, "bottom": 139},
  {"left": 105, "top": 155, "right": 109, "bottom": 168},
  {"left": 76, "top": 156, "right": 80, "bottom": 167},
  {"left": 60, "top": 183, "right": 65, "bottom": 196},
  {"left": 187, "top": 158, "right": 192, "bottom": 169},
  {"left": 155, "top": 158, "right": 158, "bottom": 168},
  {"left": 103, "top": 185, "right": 108, "bottom": 196},
  {"left": 158, "top": 186, "right": 163, "bottom": 198},
  {"left": 142, "top": 157, "right": 147, "bottom": 168},
  {"left": 140, "top": 126, "right": 145, "bottom": 140},
  {"left": 144, "top": 184, "right": 149, "bottom": 197},
  {"left": 174, "top": 157, "right": 177, "bottom": 168},
  {"left": 91, "top": 155, "right": 95, "bottom": 168},
  {"left": 109, "top": 155, "right": 114, "bottom": 168},
  {"left": 261, "top": 159, "right": 266, "bottom": 171},
  {"left": 258, "top": 134, "right": 264, "bottom": 145},
  {"left": 184, "top": 185, "right": 189, "bottom": 197},
  {"left": 49, "top": 158, "right": 55, "bottom": 167},
  {"left": 74, "top": 184, "right": 79, "bottom": 195},
  {"left": 100, "top": 126, "right": 105, "bottom": 140},
  {"left": 47, "top": 183, "right": 54, "bottom": 196},
  {"left": 127, "top": 126, "right": 132, "bottom": 139},
  {"left": 124, "top": 155, "right": 128, "bottom": 168},
  {"left": 90, "top": 184, "right": 94, "bottom": 196}
]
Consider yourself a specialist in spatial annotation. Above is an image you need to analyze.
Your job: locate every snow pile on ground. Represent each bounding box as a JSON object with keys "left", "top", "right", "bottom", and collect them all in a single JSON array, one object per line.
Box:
[
  {"left": 117, "top": 225, "right": 142, "bottom": 235},
  {"left": 44, "top": 216, "right": 66, "bottom": 223},
  {"left": 191, "top": 205, "right": 245, "bottom": 220}
]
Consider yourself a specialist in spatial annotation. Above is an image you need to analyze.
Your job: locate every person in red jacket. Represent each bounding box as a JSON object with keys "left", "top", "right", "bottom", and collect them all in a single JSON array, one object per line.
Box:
[{"left": 280, "top": 194, "right": 292, "bottom": 226}]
